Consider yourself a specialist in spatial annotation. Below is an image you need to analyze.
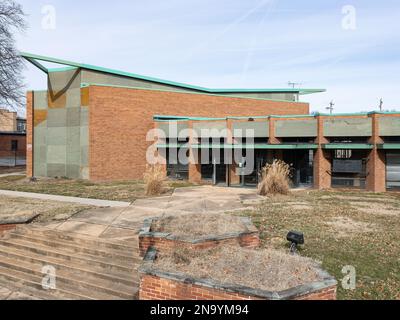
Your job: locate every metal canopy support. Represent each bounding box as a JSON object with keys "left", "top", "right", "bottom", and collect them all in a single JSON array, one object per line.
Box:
[{"left": 23, "top": 57, "right": 48, "bottom": 74}]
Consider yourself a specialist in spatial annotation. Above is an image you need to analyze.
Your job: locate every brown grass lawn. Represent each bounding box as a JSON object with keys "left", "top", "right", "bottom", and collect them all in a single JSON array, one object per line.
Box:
[
  {"left": 0, "top": 175, "right": 194, "bottom": 202},
  {"left": 0, "top": 196, "right": 92, "bottom": 224},
  {"left": 239, "top": 189, "right": 400, "bottom": 300}
]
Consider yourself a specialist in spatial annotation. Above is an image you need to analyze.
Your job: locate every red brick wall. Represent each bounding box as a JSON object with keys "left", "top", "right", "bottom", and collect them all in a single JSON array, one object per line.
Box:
[
  {"left": 0, "top": 134, "right": 26, "bottom": 160},
  {"left": 88, "top": 86, "right": 309, "bottom": 181},
  {"left": 139, "top": 233, "right": 260, "bottom": 257},
  {"left": 26, "top": 91, "right": 33, "bottom": 177},
  {"left": 0, "top": 224, "right": 17, "bottom": 236},
  {"left": 139, "top": 274, "right": 337, "bottom": 300}
]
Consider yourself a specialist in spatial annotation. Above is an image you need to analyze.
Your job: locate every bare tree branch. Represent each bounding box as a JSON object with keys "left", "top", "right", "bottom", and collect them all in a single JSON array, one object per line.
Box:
[{"left": 0, "top": 0, "right": 26, "bottom": 114}]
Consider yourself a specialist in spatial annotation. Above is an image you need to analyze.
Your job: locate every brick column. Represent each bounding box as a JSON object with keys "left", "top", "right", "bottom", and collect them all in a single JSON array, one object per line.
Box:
[
  {"left": 154, "top": 122, "right": 167, "bottom": 178},
  {"left": 268, "top": 117, "right": 280, "bottom": 144},
  {"left": 188, "top": 121, "right": 201, "bottom": 183},
  {"left": 366, "top": 113, "right": 386, "bottom": 192},
  {"left": 26, "top": 91, "right": 34, "bottom": 178},
  {"left": 226, "top": 119, "right": 240, "bottom": 185},
  {"left": 314, "top": 115, "right": 331, "bottom": 189}
]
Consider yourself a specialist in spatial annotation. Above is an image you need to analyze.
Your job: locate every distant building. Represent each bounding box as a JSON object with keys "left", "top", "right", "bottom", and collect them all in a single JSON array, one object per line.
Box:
[{"left": 0, "top": 108, "right": 26, "bottom": 167}]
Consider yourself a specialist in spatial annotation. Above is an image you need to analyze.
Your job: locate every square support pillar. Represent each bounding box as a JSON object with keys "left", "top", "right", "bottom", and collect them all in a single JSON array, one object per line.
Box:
[
  {"left": 26, "top": 91, "right": 34, "bottom": 178},
  {"left": 268, "top": 117, "right": 281, "bottom": 144},
  {"left": 313, "top": 148, "right": 331, "bottom": 190},
  {"left": 366, "top": 148, "right": 386, "bottom": 193},
  {"left": 188, "top": 121, "right": 201, "bottom": 184},
  {"left": 154, "top": 122, "right": 167, "bottom": 178},
  {"left": 366, "top": 113, "right": 386, "bottom": 193},
  {"left": 189, "top": 163, "right": 202, "bottom": 184},
  {"left": 229, "top": 160, "right": 241, "bottom": 185}
]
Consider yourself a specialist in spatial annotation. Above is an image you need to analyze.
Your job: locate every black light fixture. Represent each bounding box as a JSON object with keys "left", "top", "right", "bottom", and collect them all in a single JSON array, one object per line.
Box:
[{"left": 287, "top": 231, "right": 304, "bottom": 254}]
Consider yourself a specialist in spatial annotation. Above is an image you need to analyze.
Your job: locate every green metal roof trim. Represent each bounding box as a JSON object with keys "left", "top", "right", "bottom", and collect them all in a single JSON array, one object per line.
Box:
[
  {"left": 154, "top": 111, "right": 400, "bottom": 122},
  {"left": 158, "top": 143, "right": 318, "bottom": 150},
  {"left": 377, "top": 144, "right": 400, "bottom": 150},
  {"left": 322, "top": 143, "right": 373, "bottom": 150},
  {"left": 21, "top": 52, "right": 325, "bottom": 95}
]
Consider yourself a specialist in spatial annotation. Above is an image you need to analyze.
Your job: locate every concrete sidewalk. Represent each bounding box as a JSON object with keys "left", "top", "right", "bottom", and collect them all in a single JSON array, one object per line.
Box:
[
  {"left": 0, "top": 172, "right": 26, "bottom": 178},
  {"left": 0, "top": 189, "right": 131, "bottom": 208}
]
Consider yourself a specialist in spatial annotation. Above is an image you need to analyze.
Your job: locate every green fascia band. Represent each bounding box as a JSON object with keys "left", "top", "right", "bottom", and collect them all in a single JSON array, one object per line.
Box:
[
  {"left": 322, "top": 144, "right": 374, "bottom": 150},
  {"left": 159, "top": 143, "right": 318, "bottom": 150},
  {"left": 377, "top": 144, "right": 400, "bottom": 150}
]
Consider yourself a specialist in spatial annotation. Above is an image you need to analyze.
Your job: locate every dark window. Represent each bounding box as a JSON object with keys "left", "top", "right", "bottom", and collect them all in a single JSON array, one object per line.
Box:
[{"left": 11, "top": 140, "right": 18, "bottom": 151}]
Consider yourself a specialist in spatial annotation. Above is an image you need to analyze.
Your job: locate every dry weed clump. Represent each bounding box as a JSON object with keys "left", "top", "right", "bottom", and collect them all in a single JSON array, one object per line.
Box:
[
  {"left": 143, "top": 165, "right": 166, "bottom": 196},
  {"left": 258, "top": 160, "right": 291, "bottom": 196},
  {"left": 151, "top": 213, "right": 248, "bottom": 238},
  {"left": 154, "top": 246, "right": 321, "bottom": 292}
]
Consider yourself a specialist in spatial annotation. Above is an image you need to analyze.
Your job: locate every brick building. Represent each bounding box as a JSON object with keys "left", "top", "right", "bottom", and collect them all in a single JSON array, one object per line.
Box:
[
  {"left": 23, "top": 53, "right": 400, "bottom": 192},
  {"left": 0, "top": 109, "right": 26, "bottom": 167}
]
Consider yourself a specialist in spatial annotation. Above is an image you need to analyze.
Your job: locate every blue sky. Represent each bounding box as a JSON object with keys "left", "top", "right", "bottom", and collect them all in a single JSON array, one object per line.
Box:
[{"left": 16, "top": 0, "right": 400, "bottom": 113}]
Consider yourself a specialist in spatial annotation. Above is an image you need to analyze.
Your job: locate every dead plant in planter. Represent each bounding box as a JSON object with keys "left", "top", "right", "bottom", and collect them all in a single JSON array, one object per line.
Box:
[
  {"left": 144, "top": 164, "right": 166, "bottom": 196},
  {"left": 258, "top": 160, "right": 292, "bottom": 196}
]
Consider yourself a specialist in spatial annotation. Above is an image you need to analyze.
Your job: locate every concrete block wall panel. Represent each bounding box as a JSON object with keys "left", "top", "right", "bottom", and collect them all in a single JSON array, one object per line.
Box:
[
  {"left": 193, "top": 121, "right": 228, "bottom": 138},
  {"left": 232, "top": 121, "right": 269, "bottom": 138},
  {"left": 88, "top": 85, "right": 309, "bottom": 181},
  {"left": 33, "top": 119, "right": 47, "bottom": 177},
  {"left": 275, "top": 119, "right": 317, "bottom": 137},
  {"left": 379, "top": 117, "right": 400, "bottom": 136},
  {"left": 81, "top": 70, "right": 298, "bottom": 102},
  {"left": 33, "top": 91, "right": 48, "bottom": 110},
  {"left": 323, "top": 118, "right": 372, "bottom": 137},
  {"left": 222, "top": 92, "right": 296, "bottom": 101},
  {"left": 157, "top": 122, "right": 189, "bottom": 138},
  {"left": 81, "top": 70, "right": 190, "bottom": 94},
  {"left": 30, "top": 70, "right": 89, "bottom": 179}
]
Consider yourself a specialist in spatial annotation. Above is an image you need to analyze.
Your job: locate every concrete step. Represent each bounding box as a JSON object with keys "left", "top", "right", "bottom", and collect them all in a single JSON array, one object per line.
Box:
[
  {"left": 0, "top": 244, "right": 139, "bottom": 287},
  {"left": 0, "top": 266, "right": 94, "bottom": 300},
  {"left": 5, "top": 232, "right": 138, "bottom": 264},
  {"left": 12, "top": 225, "right": 139, "bottom": 252},
  {"left": 0, "top": 225, "right": 142, "bottom": 300},
  {"left": 0, "top": 255, "right": 138, "bottom": 300},
  {"left": 0, "top": 239, "right": 138, "bottom": 274}
]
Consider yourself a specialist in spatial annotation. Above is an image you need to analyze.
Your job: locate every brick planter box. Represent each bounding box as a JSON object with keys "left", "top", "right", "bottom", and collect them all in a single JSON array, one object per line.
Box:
[
  {"left": 139, "top": 248, "right": 337, "bottom": 300},
  {"left": 139, "top": 217, "right": 260, "bottom": 257},
  {"left": 0, "top": 224, "right": 17, "bottom": 236},
  {"left": 0, "top": 212, "right": 39, "bottom": 236}
]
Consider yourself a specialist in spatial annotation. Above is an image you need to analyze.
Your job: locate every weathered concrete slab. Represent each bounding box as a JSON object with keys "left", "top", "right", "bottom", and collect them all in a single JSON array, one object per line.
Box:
[
  {"left": 100, "top": 226, "right": 139, "bottom": 240},
  {"left": 70, "top": 207, "right": 125, "bottom": 225},
  {"left": 56, "top": 221, "right": 108, "bottom": 237}
]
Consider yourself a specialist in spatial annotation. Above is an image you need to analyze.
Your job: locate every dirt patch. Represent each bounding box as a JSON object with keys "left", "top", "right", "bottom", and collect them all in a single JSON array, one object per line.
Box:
[
  {"left": 325, "top": 216, "right": 377, "bottom": 237},
  {"left": 152, "top": 213, "right": 249, "bottom": 238},
  {"left": 349, "top": 202, "right": 400, "bottom": 216},
  {"left": 285, "top": 202, "right": 313, "bottom": 210},
  {"left": 153, "top": 246, "right": 322, "bottom": 292}
]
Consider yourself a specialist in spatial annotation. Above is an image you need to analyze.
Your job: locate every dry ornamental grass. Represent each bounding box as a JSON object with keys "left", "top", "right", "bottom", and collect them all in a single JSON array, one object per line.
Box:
[
  {"left": 258, "top": 160, "right": 292, "bottom": 196},
  {"left": 143, "top": 165, "right": 166, "bottom": 196}
]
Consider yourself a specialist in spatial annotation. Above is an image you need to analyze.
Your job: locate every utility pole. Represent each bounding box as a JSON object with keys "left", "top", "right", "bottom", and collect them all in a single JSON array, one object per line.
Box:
[
  {"left": 379, "top": 98, "right": 383, "bottom": 112},
  {"left": 326, "top": 101, "right": 335, "bottom": 114}
]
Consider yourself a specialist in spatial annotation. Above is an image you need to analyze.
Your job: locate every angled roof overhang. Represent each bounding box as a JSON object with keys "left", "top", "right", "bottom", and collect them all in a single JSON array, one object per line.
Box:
[{"left": 21, "top": 52, "right": 326, "bottom": 95}]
